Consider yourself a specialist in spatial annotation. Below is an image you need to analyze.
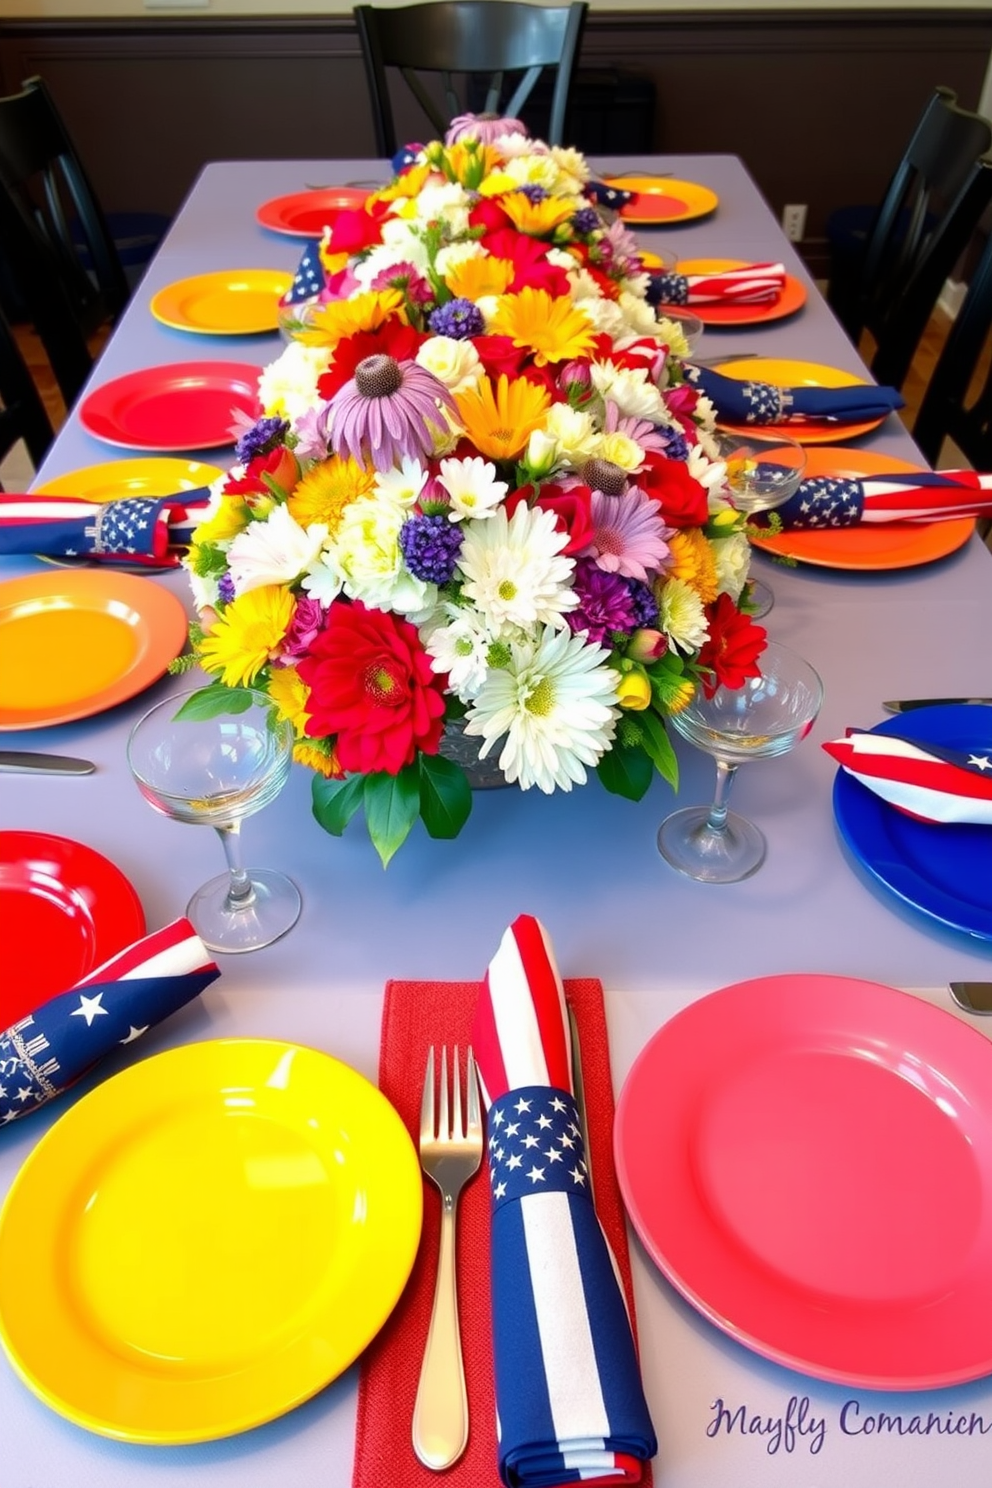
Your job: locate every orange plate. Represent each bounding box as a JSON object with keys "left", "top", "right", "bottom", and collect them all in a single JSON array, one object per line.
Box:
[
  {"left": 605, "top": 176, "right": 719, "bottom": 226},
  {"left": 750, "top": 448, "right": 977, "bottom": 570},
  {"left": 0, "top": 571, "right": 189, "bottom": 730},
  {"left": 676, "top": 258, "right": 806, "bottom": 326}
]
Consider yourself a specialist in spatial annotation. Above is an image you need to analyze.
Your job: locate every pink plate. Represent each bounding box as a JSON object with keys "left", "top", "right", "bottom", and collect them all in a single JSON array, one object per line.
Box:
[
  {"left": 614, "top": 973, "right": 992, "bottom": 1389},
  {"left": 79, "top": 362, "right": 262, "bottom": 451},
  {"left": 256, "top": 188, "right": 371, "bottom": 238}
]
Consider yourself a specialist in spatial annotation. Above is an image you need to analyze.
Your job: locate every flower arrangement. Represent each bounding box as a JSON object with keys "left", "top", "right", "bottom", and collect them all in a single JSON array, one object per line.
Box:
[{"left": 180, "top": 117, "right": 766, "bottom": 864}]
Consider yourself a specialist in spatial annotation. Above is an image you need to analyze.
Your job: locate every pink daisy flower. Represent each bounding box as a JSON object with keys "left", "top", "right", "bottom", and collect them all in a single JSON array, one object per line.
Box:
[
  {"left": 582, "top": 486, "right": 672, "bottom": 584},
  {"left": 327, "top": 354, "right": 456, "bottom": 474}
]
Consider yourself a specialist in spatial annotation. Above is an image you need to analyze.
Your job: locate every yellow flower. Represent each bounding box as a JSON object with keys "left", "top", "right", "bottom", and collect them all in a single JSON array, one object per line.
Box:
[
  {"left": 288, "top": 455, "right": 375, "bottom": 532},
  {"left": 659, "top": 676, "right": 698, "bottom": 715},
  {"left": 667, "top": 529, "right": 719, "bottom": 605},
  {"left": 267, "top": 664, "right": 311, "bottom": 734},
  {"left": 196, "top": 584, "right": 294, "bottom": 689},
  {"left": 488, "top": 286, "right": 597, "bottom": 366},
  {"left": 296, "top": 288, "right": 406, "bottom": 350},
  {"left": 292, "top": 738, "right": 344, "bottom": 778},
  {"left": 454, "top": 373, "right": 552, "bottom": 462},
  {"left": 376, "top": 162, "right": 431, "bottom": 202},
  {"left": 615, "top": 671, "right": 652, "bottom": 711},
  {"left": 443, "top": 254, "right": 515, "bottom": 301},
  {"left": 190, "top": 495, "right": 250, "bottom": 546},
  {"left": 500, "top": 193, "right": 576, "bottom": 236},
  {"left": 443, "top": 141, "right": 502, "bottom": 186}
]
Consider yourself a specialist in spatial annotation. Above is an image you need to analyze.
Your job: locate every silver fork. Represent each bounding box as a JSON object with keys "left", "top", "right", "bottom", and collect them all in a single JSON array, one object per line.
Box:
[{"left": 412, "top": 1045, "right": 483, "bottom": 1470}]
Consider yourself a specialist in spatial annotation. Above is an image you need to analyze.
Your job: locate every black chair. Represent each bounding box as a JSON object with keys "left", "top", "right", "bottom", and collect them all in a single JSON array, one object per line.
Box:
[
  {"left": 913, "top": 228, "right": 992, "bottom": 473},
  {"left": 826, "top": 86, "right": 992, "bottom": 389},
  {"left": 0, "top": 75, "right": 131, "bottom": 335},
  {"left": 354, "top": 1, "right": 587, "bottom": 158},
  {"left": 0, "top": 304, "right": 55, "bottom": 480}
]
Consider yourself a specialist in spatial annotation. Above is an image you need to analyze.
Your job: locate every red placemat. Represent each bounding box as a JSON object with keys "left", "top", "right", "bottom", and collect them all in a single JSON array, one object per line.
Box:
[{"left": 352, "top": 977, "right": 653, "bottom": 1488}]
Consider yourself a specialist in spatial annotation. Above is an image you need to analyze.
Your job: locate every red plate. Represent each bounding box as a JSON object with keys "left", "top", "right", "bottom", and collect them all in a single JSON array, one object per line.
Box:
[
  {"left": 615, "top": 973, "right": 992, "bottom": 1389},
  {"left": 0, "top": 831, "right": 145, "bottom": 1027},
  {"left": 256, "top": 188, "right": 372, "bottom": 238},
  {"left": 79, "top": 362, "right": 262, "bottom": 452}
]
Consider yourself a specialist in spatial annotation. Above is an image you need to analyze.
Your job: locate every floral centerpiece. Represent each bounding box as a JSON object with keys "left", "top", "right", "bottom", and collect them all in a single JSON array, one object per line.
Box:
[{"left": 179, "top": 117, "right": 766, "bottom": 864}]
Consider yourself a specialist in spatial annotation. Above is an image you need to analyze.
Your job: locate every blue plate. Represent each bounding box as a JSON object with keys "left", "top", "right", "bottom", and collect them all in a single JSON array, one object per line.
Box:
[{"left": 832, "top": 705, "right": 992, "bottom": 942}]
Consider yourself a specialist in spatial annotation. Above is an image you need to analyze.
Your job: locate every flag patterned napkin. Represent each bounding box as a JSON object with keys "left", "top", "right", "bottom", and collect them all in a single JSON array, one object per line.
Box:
[
  {"left": 0, "top": 492, "right": 211, "bottom": 564},
  {"left": 824, "top": 730, "right": 992, "bottom": 825},
  {"left": 648, "top": 261, "right": 786, "bottom": 307},
  {"left": 0, "top": 918, "right": 219, "bottom": 1125},
  {"left": 471, "top": 915, "right": 657, "bottom": 1488},
  {"left": 773, "top": 470, "right": 992, "bottom": 529},
  {"left": 280, "top": 238, "right": 328, "bottom": 306},
  {"left": 684, "top": 362, "right": 905, "bottom": 425}
]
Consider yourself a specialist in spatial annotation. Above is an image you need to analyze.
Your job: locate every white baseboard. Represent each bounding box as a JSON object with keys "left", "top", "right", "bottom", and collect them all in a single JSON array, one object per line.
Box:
[{"left": 938, "top": 278, "right": 967, "bottom": 319}]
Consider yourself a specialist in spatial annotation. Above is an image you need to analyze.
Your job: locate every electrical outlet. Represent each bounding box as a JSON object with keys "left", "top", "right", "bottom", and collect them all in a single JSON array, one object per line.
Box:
[{"left": 782, "top": 204, "right": 807, "bottom": 243}]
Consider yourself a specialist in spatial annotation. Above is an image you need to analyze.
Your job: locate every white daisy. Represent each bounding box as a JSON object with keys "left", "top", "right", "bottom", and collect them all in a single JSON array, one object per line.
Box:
[
  {"left": 374, "top": 456, "right": 429, "bottom": 508},
  {"left": 658, "top": 576, "right": 709, "bottom": 653},
  {"left": 257, "top": 342, "right": 330, "bottom": 424},
  {"left": 438, "top": 455, "right": 507, "bottom": 521},
  {"left": 422, "top": 604, "right": 494, "bottom": 699},
  {"left": 590, "top": 360, "right": 665, "bottom": 423},
  {"left": 226, "top": 504, "right": 329, "bottom": 596},
  {"left": 301, "top": 549, "right": 345, "bottom": 606},
  {"left": 458, "top": 503, "right": 577, "bottom": 634},
  {"left": 464, "top": 627, "right": 619, "bottom": 793}
]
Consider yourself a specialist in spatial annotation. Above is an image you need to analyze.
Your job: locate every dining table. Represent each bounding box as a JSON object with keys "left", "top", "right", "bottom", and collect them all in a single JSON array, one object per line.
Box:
[{"left": 1, "top": 150, "right": 991, "bottom": 1488}]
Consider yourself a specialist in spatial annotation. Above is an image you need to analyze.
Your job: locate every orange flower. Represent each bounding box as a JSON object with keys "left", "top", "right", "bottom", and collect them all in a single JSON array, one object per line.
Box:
[
  {"left": 454, "top": 373, "right": 552, "bottom": 462},
  {"left": 488, "top": 287, "right": 597, "bottom": 366}
]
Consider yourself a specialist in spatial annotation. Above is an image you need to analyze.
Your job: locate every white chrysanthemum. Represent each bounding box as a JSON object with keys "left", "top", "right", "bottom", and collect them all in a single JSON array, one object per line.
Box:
[
  {"left": 497, "top": 135, "right": 549, "bottom": 161},
  {"left": 417, "top": 335, "right": 483, "bottom": 396},
  {"left": 226, "top": 504, "right": 329, "bottom": 596},
  {"left": 187, "top": 564, "right": 221, "bottom": 613},
  {"left": 620, "top": 270, "right": 651, "bottom": 301},
  {"left": 543, "top": 403, "right": 598, "bottom": 466},
  {"left": 594, "top": 430, "right": 646, "bottom": 474},
  {"left": 377, "top": 216, "right": 430, "bottom": 258},
  {"left": 333, "top": 495, "right": 436, "bottom": 617},
  {"left": 351, "top": 236, "right": 430, "bottom": 287},
  {"left": 590, "top": 361, "right": 665, "bottom": 422},
  {"left": 438, "top": 455, "right": 507, "bottom": 521},
  {"left": 578, "top": 296, "right": 626, "bottom": 339},
  {"left": 617, "top": 290, "right": 663, "bottom": 339},
  {"left": 502, "top": 153, "right": 561, "bottom": 191},
  {"left": 659, "top": 576, "right": 709, "bottom": 653},
  {"left": 458, "top": 503, "right": 577, "bottom": 634},
  {"left": 550, "top": 145, "right": 591, "bottom": 186},
  {"left": 712, "top": 532, "right": 752, "bottom": 602},
  {"left": 422, "top": 604, "right": 494, "bottom": 699},
  {"left": 257, "top": 343, "right": 330, "bottom": 423},
  {"left": 301, "top": 549, "right": 345, "bottom": 606},
  {"left": 546, "top": 247, "right": 581, "bottom": 273},
  {"left": 406, "top": 181, "right": 471, "bottom": 235},
  {"left": 653, "top": 311, "right": 693, "bottom": 359},
  {"left": 685, "top": 443, "right": 730, "bottom": 503},
  {"left": 464, "top": 627, "right": 619, "bottom": 793},
  {"left": 435, "top": 241, "right": 485, "bottom": 278},
  {"left": 374, "top": 456, "right": 428, "bottom": 508}
]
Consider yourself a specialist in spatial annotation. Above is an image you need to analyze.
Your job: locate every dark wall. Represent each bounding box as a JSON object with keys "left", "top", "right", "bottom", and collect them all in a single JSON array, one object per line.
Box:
[{"left": 1, "top": 8, "right": 990, "bottom": 274}]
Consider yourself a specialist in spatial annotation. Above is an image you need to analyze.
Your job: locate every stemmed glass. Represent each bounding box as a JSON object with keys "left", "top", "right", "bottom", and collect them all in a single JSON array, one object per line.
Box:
[
  {"left": 127, "top": 689, "right": 302, "bottom": 953},
  {"left": 714, "top": 429, "right": 807, "bottom": 618},
  {"left": 657, "top": 641, "right": 823, "bottom": 883}
]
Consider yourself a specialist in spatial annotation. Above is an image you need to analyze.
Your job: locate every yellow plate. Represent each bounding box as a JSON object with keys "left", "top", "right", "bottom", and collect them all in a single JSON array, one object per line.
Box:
[
  {"left": 35, "top": 456, "right": 224, "bottom": 503},
  {"left": 711, "top": 357, "right": 883, "bottom": 442},
  {"left": 0, "top": 570, "right": 189, "bottom": 730},
  {"left": 605, "top": 175, "right": 719, "bottom": 226},
  {"left": 0, "top": 1039, "right": 422, "bottom": 1443},
  {"left": 150, "top": 269, "right": 294, "bottom": 334}
]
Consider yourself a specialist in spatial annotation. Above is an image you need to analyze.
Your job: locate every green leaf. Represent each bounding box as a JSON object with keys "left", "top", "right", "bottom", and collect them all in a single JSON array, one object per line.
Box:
[
  {"left": 311, "top": 773, "right": 364, "bottom": 837},
  {"left": 364, "top": 768, "right": 421, "bottom": 867},
  {"left": 419, "top": 753, "right": 472, "bottom": 839},
  {"left": 172, "top": 684, "right": 255, "bottom": 720},
  {"left": 596, "top": 741, "right": 654, "bottom": 801},
  {"left": 637, "top": 708, "right": 680, "bottom": 791}
]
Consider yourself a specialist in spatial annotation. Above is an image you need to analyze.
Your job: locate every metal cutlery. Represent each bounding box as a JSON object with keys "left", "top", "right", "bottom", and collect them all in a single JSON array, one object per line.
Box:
[
  {"left": 0, "top": 750, "right": 95, "bottom": 775},
  {"left": 883, "top": 697, "right": 992, "bottom": 712},
  {"left": 566, "top": 1001, "right": 594, "bottom": 1202},
  {"left": 950, "top": 982, "right": 992, "bottom": 1015},
  {"left": 412, "top": 1046, "right": 483, "bottom": 1471}
]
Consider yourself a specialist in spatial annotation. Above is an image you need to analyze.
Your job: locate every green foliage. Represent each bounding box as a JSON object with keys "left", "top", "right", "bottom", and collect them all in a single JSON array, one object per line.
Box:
[
  {"left": 311, "top": 773, "right": 365, "bottom": 836},
  {"left": 597, "top": 739, "right": 654, "bottom": 801},
  {"left": 172, "top": 684, "right": 256, "bottom": 720},
  {"left": 636, "top": 708, "right": 680, "bottom": 790},
  {"left": 419, "top": 754, "right": 472, "bottom": 839},
  {"left": 363, "top": 767, "right": 422, "bottom": 867}
]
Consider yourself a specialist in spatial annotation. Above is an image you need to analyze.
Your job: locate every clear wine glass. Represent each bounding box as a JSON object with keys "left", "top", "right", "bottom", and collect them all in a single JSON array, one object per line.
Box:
[
  {"left": 657, "top": 641, "right": 823, "bottom": 883},
  {"left": 714, "top": 429, "right": 807, "bottom": 618},
  {"left": 127, "top": 689, "right": 302, "bottom": 953}
]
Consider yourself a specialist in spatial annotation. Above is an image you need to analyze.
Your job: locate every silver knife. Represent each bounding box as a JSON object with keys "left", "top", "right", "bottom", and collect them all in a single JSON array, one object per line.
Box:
[
  {"left": 566, "top": 1001, "right": 595, "bottom": 1202},
  {"left": 0, "top": 750, "right": 95, "bottom": 775},
  {"left": 883, "top": 698, "right": 992, "bottom": 712}
]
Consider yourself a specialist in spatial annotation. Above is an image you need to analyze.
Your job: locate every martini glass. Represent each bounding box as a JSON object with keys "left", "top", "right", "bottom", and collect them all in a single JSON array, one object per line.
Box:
[
  {"left": 657, "top": 642, "right": 823, "bottom": 883},
  {"left": 715, "top": 429, "right": 807, "bottom": 618},
  {"left": 127, "top": 689, "right": 302, "bottom": 953}
]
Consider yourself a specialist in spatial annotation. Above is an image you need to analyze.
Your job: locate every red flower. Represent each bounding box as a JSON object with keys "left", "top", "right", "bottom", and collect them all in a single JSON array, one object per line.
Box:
[
  {"left": 326, "top": 201, "right": 391, "bottom": 255},
  {"left": 223, "top": 446, "right": 299, "bottom": 497},
  {"left": 662, "top": 383, "right": 702, "bottom": 436},
  {"left": 480, "top": 229, "right": 571, "bottom": 297},
  {"left": 468, "top": 198, "right": 512, "bottom": 234},
  {"left": 636, "top": 453, "right": 709, "bottom": 528},
  {"left": 316, "top": 321, "right": 424, "bottom": 401},
  {"left": 473, "top": 334, "right": 530, "bottom": 380},
  {"left": 298, "top": 601, "right": 446, "bottom": 775},
  {"left": 697, "top": 594, "right": 767, "bottom": 697},
  {"left": 505, "top": 482, "right": 595, "bottom": 555}
]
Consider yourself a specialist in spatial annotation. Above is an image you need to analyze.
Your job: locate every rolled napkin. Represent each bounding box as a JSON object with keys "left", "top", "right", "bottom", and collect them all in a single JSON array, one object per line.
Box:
[
  {"left": 684, "top": 362, "right": 905, "bottom": 425},
  {"left": 772, "top": 469, "right": 992, "bottom": 528},
  {"left": 279, "top": 237, "right": 328, "bottom": 306},
  {"left": 0, "top": 918, "right": 219, "bottom": 1125},
  {"left": 471, "top": 915, "right": 657, "bottom": 1488},
  {"left": 824, "top": 730, "right": 992, "bottom": 825},
  {"left": 584, "top": 180, "right": 635, "bottom": 212},
  {"left": 0, "top": 491, "right": 211, "bottom": 563},
  {"left": 647, "top": 261, "right": 785, "bottom": 307}
]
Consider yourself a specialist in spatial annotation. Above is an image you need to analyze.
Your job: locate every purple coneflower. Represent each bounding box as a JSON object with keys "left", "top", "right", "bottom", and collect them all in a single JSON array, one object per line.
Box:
[
  {"left": 444, "top": 113, "right": 528, "bottom": 146},
  {"left": 327, "top": 354, "right": 456, "bottom": 474},
  {"left": 603, "top": 401, "right": 673, "bottom": 456},
  {"left": 567, "top": 560, "right": 638, "bottom": 643},
  {"left": 583, "top": 486, "right": 672, "bottom": 584}
]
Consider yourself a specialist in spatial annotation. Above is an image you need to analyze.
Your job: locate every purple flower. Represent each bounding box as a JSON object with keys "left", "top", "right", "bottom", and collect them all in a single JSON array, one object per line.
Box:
[
  {"left": 583, "top": 486, "right": 672, "bottom": 583},
  {"left": 327, "top": 354, "right": 456, "bottom": 474},
  {"left": 567, "top": 559, "right": 639, "bottom": 643},
  {"left": 428, "top": 298, "right": 485, "bottom": 340},
  {"left": 518, "top": 184, "right": 548, "bottom": 203},
  {"left": 292, "top": 402, "right": 333, "bottom": 461},
  {"left": 627, "top": 579, "right": 660, "bottom": 628},
  {"left": 400, "top": 514, "right": 463, "bottom": 585},
  {"left": 572, "top": 207, "right": 599, "bottom": 235},
  {"left": 371, "top": 261, "right": 434, "bottom": 305},
  {"left": 235, "top": 415, "right": 290, "bottom": 466},
  {"left": 653, "top": 426, "right": 691, "bottom": 463},
  {"left": 217, "top": 571, "right": 236, "bottom": 605},
  {"left": 277, "top": 594, "right": 326, "bottom": 663}
]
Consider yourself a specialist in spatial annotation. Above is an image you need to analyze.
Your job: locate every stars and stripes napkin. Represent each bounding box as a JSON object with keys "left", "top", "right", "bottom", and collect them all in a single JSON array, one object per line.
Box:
[
  {"left": 0, "top": 918, "right": 219, "bottom": 1125},
  {"left": 684, "top": 363, "right": 905, "bottom": 425},
  {"left": 471, "top": 915, "right": 656, "bottom": 1488},
  {"left": 280, "top": 238, "right": 328, "bottom": 306},
  {"left": 647, "top": 261, "right": 786, "bottom": 307},
  {"left": 772, "top": 470, "right": 992, "bottom": 529},
  {"left": 824, "top": 730, "right": 992, "bottom": 825},
  {"left": 0, "top": 492, "right": 211, "bottom": 564}
]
